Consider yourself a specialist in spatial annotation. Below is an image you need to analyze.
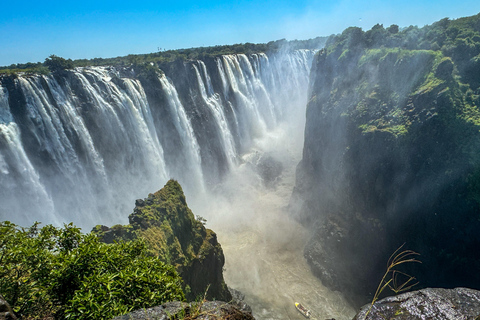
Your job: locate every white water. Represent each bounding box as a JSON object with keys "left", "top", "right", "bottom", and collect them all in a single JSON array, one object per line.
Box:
[
  {"left": 194, "top": 119, "right": 356, "bottom": 320},
  {"left": 193, "top": 61, "right": 237, "bottom": 168},
  {"left": 159, "top": 74, "right": 205, "bottom": 192},
  {"left": 0, "top": 85, "right": 56, "bottom": 224}
]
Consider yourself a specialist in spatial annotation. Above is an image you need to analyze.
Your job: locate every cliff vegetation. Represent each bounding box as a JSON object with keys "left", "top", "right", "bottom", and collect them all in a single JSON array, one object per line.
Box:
[
  {"left": 0, "top": 37, "right": 326, "bottom": 76},
  {"left": 0, "top": 180, "right": 230, "bottom": 319},
  {"left": 0, "top": 221, "right": 184, "bottom": 319}
]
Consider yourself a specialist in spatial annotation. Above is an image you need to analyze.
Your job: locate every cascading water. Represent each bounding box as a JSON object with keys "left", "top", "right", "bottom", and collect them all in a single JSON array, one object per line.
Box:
[
  {"left": 193, "top": 61, "right": 237, "bottom": 169},
  {"left": 158, "top": 74, "right": 205, "bottom": 192},
  {"left": 0, "top": 49, "right": 355, "bottom": 319},
  {"left": 0, "top": 85, "right": 56, "bottom": 224}
]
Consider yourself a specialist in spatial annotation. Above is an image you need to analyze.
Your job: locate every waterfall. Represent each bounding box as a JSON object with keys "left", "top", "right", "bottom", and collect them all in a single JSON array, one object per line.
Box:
[
  {"left": 0, "top": 50, "right": 315, "bottom": 228},
  {"left": 158, "top": 74, "right": 205, "bottom": 192},
  {"left": 0, "top": 84, "right": 57, "bottom": 224},
  {"left": 193, "top": 61, "right": 237, "bottom": 168}
]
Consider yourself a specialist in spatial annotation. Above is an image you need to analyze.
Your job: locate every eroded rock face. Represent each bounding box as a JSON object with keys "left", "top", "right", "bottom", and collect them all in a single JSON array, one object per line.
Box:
[
  {"left": 112, "top": 301, "right": 254, "bottom": 320},
  {"left": 353, "top": 288, "right": 480, "bottom": 320}
]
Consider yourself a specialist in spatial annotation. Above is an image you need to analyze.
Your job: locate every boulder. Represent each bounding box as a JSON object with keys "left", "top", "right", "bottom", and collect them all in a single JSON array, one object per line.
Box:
[
  {"left": 353, "top": 288, "right": 480, "bottom": 320},
  {"left": 112, "top": 301, "right": 254, "bottom": 320}
]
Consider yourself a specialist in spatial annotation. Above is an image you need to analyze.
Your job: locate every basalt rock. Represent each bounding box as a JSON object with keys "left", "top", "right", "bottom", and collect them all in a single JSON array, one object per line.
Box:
[
  {"left": 353, "top": 288, "right": 480, "bottom": 320},
  {"left": 112, "top": 301, "right": 254, "bottom": 320},
  {"left": 292, "top": 15, "right": 480, "bottom": 306}
]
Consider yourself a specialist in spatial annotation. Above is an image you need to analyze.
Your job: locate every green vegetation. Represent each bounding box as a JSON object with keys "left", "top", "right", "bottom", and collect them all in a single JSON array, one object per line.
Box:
[
  {"left": 303, "top": 12, "right": 480, "bottom": 302},
  {"left": 317, "top": 12, "right": 480, "bottom": 138},
  {"left": 0, "top": 221, "right": 184, "bottom": 319},
  {"left": 44, "top": 54, "right": 74, "bottom": 73},
  {"left": 0, "top": 180, "right": 230, "bottom": 319},
  {"left": 93, "top": 180, "right": 207, "bottom": 267},
  {"left": 0, "top": 37, "right": 327, "bottom": 76}
]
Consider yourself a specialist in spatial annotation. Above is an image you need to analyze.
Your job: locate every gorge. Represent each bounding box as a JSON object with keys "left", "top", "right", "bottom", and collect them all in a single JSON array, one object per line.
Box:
[{"left": 2, "top": 11, "right": 480, "bottom": 320}]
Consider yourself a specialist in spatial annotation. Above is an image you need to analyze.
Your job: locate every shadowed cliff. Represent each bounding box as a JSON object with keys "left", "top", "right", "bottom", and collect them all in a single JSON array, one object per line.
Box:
[{"left": 291, "top": 13, "right": 480, "bottom": 306}]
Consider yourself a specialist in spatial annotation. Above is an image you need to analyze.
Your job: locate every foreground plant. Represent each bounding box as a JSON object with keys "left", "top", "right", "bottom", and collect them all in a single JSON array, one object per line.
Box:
[
  {"left": 0, "top": 221, "right": 185, "bottom": 319},
  {"left": 364, "top": 244, "right": 421, "bottom": 319}
]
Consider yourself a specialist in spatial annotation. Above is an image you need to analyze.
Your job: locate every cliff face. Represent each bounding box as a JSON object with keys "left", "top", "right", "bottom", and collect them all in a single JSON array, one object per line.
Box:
[
  {"left": 93, "top": 180, "right": 231, "bottom": 302},
  {"left": 292, "top": 14, "right": 480, "bottom": 305}
]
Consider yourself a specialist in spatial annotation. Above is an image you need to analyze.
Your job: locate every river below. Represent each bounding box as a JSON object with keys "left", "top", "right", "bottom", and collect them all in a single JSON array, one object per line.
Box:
[{"left": 194, "top": 140, "right": 357, "bottom": 320}]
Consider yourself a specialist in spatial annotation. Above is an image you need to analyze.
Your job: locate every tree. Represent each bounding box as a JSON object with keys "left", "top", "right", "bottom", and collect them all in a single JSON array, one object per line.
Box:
[{"left": 44, "top": 54, "right": 74, "bottom": 73}]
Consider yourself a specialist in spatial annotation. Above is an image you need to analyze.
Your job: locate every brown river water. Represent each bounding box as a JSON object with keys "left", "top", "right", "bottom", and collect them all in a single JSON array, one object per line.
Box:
[{"left": 192, "top": 135, "right": 356, "bottom": 320}]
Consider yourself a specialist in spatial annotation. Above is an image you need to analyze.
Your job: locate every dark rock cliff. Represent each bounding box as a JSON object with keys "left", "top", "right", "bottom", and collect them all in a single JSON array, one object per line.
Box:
[
  {"left": 291, "top": 14, "right": 480, "bottom": 306},
  {"left": 93, "top": 180, "right": 231, "bottom": 302}
]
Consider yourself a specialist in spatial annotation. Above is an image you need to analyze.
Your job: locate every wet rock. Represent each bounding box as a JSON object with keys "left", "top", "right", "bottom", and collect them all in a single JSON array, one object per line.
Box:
[
  {"left": 353, "top": 287, "right": 480, "bottom": 320},
  {"left": 112, "top": 301, "right": 254, "bottom": 320},
  {"left": 229, "top": 287, "right": 253, "bottom": 314},
  {"left": 257, "top": 155, "right": 283, "bottom": 188}
]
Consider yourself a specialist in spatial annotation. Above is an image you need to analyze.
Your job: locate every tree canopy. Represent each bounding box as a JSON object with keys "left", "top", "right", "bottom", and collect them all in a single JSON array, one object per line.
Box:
[{"left": 44, "top": 54, "right": 74, "bottom": 73}]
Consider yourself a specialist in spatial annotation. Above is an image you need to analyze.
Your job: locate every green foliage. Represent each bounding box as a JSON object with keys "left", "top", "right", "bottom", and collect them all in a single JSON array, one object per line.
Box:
[
  {"left": 44, "top": 55, "right": 74, "bottom": 73},
  {"left": 0, "top": 221, "right": 185, "bottom": 319},
  {"left": 92, "top": 180, "right": 230, "bottom": 301},
  {"left": 0, "top": 221, "right": 56, "bottom": 317},
  {"left": 100, "top": 180, "right": 209, "bottom": 268}
]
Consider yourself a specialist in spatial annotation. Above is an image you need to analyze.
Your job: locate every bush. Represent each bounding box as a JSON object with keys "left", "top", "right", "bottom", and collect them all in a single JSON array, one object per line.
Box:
[
  {"left": 44, "top": 55, "right": 74, "bottom": 73},
  {"left": 0, "top": 221, "right": 185, "bottom": 319}
]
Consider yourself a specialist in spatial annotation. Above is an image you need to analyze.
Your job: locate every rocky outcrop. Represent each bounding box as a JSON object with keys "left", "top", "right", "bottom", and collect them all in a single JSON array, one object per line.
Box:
[
  {"left": 93, "top": 180, "right": 231, "bottom": 302},
  {"left": 353, "top": 288, "right": 480, "bottom": 320},
  {"left": 112, "top": 301, "right": 254, "bottom": 320},
  {"left": 292, "top": 15, "right": 480, "bottom": 306}
]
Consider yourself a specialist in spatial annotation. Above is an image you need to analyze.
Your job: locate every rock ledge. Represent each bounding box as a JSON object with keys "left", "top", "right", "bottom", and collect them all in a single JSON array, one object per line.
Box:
[
  {"left": 112, "top": 301, "right": 254, "bottom": 320},
  {"left": 353, "top": 287, "right": 480, "bottom": 320}
]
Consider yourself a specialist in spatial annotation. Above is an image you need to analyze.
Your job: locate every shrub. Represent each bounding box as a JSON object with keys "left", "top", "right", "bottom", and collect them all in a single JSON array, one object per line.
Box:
[{"left": 0, "top": 221, "right": 185, "bottom": 319}]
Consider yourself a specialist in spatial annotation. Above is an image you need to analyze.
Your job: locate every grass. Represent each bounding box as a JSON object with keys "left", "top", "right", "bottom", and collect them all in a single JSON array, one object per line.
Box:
[{"left": 364, "top": 244, "right": 421, "bottom": 319}]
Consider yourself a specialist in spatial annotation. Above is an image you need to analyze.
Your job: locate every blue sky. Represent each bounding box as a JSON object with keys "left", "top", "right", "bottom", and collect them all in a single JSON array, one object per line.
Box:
[{"left": 2, "top": 0, "right": 480, "bottom": 66}]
